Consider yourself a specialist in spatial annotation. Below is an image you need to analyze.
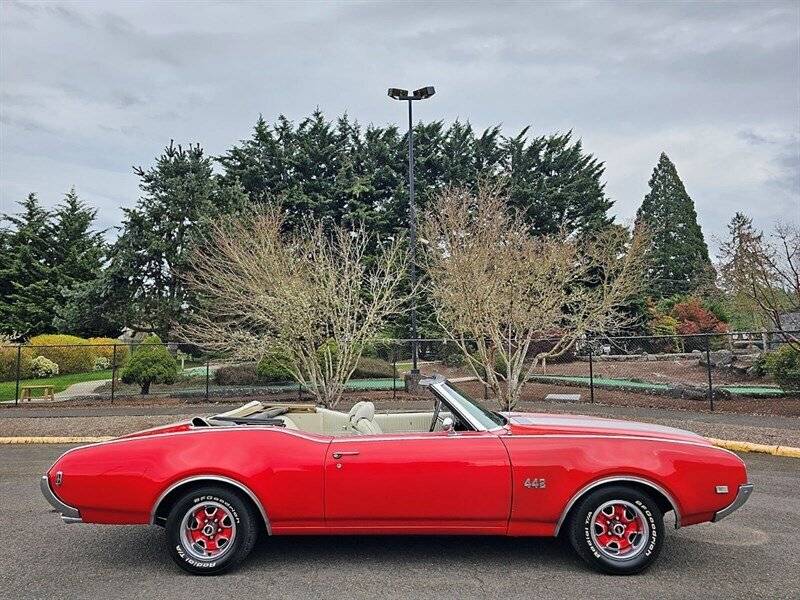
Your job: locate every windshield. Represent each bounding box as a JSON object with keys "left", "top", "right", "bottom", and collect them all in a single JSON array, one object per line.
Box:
[{"left": 441, "top": 382, "right": 506, "bottom": 429}]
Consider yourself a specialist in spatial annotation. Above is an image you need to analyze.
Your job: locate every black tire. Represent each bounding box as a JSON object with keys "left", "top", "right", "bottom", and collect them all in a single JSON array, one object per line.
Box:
[
  {"left": 165, "top": 485, "right": 258, "bottom": 575},
  {"left": 567, "top": 485, "right": 664, "bottom": 575}
]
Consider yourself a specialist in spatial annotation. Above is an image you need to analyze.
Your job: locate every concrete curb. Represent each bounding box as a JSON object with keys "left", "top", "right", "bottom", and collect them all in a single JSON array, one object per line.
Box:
[
  {"left": 708, "top": 437, "right": 800, "bottom": 459},
  {"left": 0, "top": 436, "right": 113, "bottom": 444}
]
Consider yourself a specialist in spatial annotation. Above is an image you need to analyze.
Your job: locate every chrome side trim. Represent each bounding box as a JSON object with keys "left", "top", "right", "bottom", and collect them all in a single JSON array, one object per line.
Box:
[
  {"left": 149, "top": 475, "right": 271, "bottom": 534},
  {"left": 40, "top": 475, "right": 82, "bottom": 523},
  {"left": 712, "top": 483, "right": 753, "bottom": 522},
  {"left": 500, "top": 433, "right": 716, "bottom": 450},
  {"left": 553, "top": 475, "right": 682, "bottom": 536}
]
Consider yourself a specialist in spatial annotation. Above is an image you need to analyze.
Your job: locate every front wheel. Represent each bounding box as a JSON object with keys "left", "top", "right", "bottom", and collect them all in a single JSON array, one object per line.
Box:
[
  {"left": 165, "top": 485, "right": 258, "bottom": 575},
  {"left": 567, "top": 485, "right": 664, "bottom": 575}
]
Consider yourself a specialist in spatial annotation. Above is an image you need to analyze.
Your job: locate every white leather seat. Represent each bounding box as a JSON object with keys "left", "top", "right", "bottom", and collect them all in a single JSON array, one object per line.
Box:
[{"left": 349, "top": 401, "right": 382, "bottom": 435}]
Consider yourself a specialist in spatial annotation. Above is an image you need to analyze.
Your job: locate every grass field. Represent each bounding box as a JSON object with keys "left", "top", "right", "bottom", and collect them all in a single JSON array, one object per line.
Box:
[{"left": 0, "top": 370, "right": 112, "bottom": 401}]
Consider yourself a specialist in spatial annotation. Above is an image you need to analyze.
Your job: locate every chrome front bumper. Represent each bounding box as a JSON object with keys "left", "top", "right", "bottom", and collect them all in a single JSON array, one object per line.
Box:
[
  {"left": 40, "top": 475, "right": 82, "bottom": 524},
  {"left": 712, "top": 483, "right": 754, "bottom": 522}
]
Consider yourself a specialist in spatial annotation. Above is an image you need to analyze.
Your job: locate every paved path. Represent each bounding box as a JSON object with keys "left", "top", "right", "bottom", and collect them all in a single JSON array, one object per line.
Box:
[
  {"left": 1, "top": 445, "right": 797, "bottom": 599},
  {"left": 53, "top": 379, "right": 108, "bottom": 400}
]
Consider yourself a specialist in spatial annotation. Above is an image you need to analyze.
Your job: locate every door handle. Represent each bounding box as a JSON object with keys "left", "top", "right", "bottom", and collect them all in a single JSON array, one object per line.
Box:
[{"left": 332, "top": 451, "right": 360, "bottom": 459}]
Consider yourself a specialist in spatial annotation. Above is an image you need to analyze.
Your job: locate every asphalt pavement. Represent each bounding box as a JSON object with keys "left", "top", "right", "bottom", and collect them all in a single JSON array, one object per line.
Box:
[{"left": 1, "top": 445, "right": 797, "bottom": 600}]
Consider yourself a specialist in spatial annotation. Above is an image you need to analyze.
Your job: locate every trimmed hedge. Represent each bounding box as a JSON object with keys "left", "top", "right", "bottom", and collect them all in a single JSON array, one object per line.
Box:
[
  {"left": 215, "top": 364, "right": 265, "bottom": 386},
  {"left": 0, "top": 345, "right": 34, "bottom": 381},
  {"left": 87, "top": 337, "right": 129, "bottom": 366},
  {"left": 28, "top": 334, "right": 94, "bottom": 375},
  {"left": 352, "top": 356, "right": 394, "bottom": 378}
]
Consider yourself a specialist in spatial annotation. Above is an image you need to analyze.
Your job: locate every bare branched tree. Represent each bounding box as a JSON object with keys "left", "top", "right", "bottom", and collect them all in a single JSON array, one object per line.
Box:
[
  {"left": 422, "top": 185, "right": 646, "bottom": 410},
  {"left": 718, "top": 214, "right": 800, "bottom": 350},
  {"left": 181, "top": 207, "right": 411, "bottom": 407}
]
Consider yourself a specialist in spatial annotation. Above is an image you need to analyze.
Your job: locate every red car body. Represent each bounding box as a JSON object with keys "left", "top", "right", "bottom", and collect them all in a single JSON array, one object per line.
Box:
[{"left": 42, "top": 395, "right": 750, "bottom": 537}]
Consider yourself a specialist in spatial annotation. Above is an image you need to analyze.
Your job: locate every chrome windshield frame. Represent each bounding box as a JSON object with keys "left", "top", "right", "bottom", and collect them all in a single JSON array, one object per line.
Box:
[{"left": 420, "top": 375, "right": 500, "bottom": 432}]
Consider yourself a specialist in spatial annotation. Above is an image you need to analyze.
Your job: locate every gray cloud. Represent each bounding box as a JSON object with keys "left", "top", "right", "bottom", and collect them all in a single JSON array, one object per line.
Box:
[{"left": 1, "top": 0, "right": 798, "bottom": 245}]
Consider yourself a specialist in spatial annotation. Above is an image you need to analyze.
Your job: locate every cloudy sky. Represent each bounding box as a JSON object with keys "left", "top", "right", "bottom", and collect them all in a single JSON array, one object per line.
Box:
[{"left": 1, "top": 0, "right": 798, "bottom": 252}]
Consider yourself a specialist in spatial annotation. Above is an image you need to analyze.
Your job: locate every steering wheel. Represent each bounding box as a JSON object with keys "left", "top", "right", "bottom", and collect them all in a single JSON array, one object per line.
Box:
[{"left": 429, "top": 398, "right": 442, "bottom": 432}]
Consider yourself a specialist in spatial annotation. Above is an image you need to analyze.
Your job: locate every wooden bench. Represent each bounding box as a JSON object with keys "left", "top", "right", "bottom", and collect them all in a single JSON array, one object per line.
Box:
[{"left": 20, "top": 385, "right": 55, "bottom": 402}]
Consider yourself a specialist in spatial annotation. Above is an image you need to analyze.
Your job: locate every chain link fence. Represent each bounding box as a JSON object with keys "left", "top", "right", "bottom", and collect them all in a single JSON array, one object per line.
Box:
[{"left": 0, "top": 331, "right": 797, "bottom": 413}]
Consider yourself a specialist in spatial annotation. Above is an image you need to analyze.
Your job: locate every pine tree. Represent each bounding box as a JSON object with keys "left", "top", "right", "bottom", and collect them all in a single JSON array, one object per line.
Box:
[
  {"left": 717, "top": 212, "right": 772, "bottom": 330},
  {"left": 103, "top": 141, "right": 247, "bottom": 337},
  {"left": 50, "top": 189, "right": 109, "bottom": 337},
  {"left": 635, "top": 153, "right": 714, "bottom": 298},
  {"left": 51, "top": 188, "right": 105, "bottom": 294},
  {"left": 0, "top": 194, "right": 56, "bottom": 335}
]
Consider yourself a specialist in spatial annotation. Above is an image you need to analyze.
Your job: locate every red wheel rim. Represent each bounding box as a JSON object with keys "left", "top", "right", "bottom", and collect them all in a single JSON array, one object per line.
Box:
[
  {"left": 589, "top": 500, "right": 649, "bottom": 560},
  {"left": 179, "top": 501, "right": 237, "bottom": 561}
]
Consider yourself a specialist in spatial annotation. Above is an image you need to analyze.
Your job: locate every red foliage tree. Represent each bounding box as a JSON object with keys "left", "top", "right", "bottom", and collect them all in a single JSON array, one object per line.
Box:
[{"left": 672, "top": 298, "right": 728, "bottom": 335}]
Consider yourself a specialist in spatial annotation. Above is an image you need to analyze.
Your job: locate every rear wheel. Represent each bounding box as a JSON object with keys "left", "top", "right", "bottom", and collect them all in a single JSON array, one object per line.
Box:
[
  {"left": 567, "top": 485, "right": 664, "bottom": 575},
  {"left": 165, "top": 485, "right": 258, "bottom": 575}
]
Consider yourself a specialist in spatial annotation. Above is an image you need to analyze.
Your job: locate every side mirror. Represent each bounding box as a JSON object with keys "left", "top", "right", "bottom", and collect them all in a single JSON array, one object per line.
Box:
[{"left": 441, "top": 416, "right": 455, "bottom": 433}]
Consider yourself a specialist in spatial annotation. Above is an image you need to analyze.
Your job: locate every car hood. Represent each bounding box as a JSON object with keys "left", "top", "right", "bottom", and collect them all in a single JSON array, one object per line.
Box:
[{"left": 501, "top": 412, "right": 711, "bottom": 445}]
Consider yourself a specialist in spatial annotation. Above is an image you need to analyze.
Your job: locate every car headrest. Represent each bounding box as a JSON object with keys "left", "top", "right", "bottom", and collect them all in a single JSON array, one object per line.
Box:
[
  {"left": 349, "top": 401, "right": 375, "bottom": 423},
  {"left": 348, "top": 401, "right": 367, "bottom": 420}
]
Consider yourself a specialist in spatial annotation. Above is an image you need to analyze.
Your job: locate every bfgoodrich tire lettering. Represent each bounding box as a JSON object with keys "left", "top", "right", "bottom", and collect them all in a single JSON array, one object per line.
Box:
[
  {"left": 166, "top": 485, "right": 258, "bottom": 575},
  {"left": 567, "top": 485, "right": 664, "bottom": 575}
]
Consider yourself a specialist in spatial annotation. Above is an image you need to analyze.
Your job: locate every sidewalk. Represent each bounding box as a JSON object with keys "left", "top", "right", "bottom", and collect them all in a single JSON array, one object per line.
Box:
[{"left": 0, "top": 398, "right": 798, "bottom": 447}]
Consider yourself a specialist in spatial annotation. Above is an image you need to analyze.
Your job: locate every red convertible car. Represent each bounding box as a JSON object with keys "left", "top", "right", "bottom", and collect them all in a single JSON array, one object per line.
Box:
[{"left": 41, "top": 375, "right": 752, "bottom": 575}]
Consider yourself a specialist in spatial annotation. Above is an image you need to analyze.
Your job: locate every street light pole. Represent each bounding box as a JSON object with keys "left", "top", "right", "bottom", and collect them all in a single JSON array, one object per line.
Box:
[
  {"left": 388, "top": 86, "right": 435, "bottom": 380},
  {"left": 406, "top": 97, "right": 418, "bottom": 375}
]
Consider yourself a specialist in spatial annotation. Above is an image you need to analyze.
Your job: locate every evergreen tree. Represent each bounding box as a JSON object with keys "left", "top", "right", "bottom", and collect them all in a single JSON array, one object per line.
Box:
[
  {"left": 504, "top": 129, "right": 613, "bottom": 235},
  {"left": 717, "top": 212, "right": 771, "bottom": 330},
  {"left": 635, "top": 153, "right": 714, "bottom": 298},
  {"left": 50, "top": 188, "right": 109, "bottom": 336},
  {"left": 103, "top": 141, "right": 247, "bottom": 337},
  {"left": 51, "top": 189, "right": 105, "bottom": 295},
  {"left": 0, "top": 194, "right": 56, "bottom": 335},
  {"left": 218, "top": 112, "right": 613, "bottom": 239}
]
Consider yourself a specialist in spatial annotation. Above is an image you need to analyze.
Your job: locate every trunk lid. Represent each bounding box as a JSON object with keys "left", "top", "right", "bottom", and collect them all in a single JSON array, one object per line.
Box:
[{"left": 502, "top": 412, "right": 710, "bottom": 445}]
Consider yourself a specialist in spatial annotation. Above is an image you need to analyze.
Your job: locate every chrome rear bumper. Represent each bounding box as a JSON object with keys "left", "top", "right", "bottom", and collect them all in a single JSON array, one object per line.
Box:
[
  {"left": 40, "top": 475, "right": 82, "bottom": 524},
  {"left": 712, "top": 483, "right": 754, "bottom": 522}
]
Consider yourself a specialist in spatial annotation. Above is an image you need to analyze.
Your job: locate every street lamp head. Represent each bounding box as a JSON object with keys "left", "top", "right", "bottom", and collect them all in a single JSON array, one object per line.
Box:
[
  {"left": 413, "top": 86, "right": 435, "bottom": 99},
  {"left": 387, "top": 88, "right": 409, "bottom": 100}
]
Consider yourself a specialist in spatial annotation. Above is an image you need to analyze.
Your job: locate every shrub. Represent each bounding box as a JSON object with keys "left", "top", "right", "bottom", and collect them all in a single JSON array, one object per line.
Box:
[
  {"left": 93, "top": 357, "right": 111, "bottom": 371},
  {"left": 671, "top": 298, "right": 728, "bottom": 335},
  {"left": 28, "top": 334, "right": 94, "bottom": 374},
  {"left": 87, "top": 337, "right": 129, "bottom": 367},
  {"left": 470, "top": 352, "right": 509, "bottom": 379},
  {"left": 120, "top": 334, "right": 178, "bottom": 394},
  {"left": 256, "top": 354, "right": 292, "bottom": 382},
  {"left": 352, "top": 356, "right": 394, "bottom": 379},
  {"left": 361, "top": 338, "right": 397, "bottom": 361},
  {"left": 648, "top": 311, "right": 682, "bottom": 352},
  {"left": 0, "top": 345, "right": 34, "bottom": 381},
  {"left": 443, "top": 352, "right": 465, "bottom": 368},
  {"left": 214, "top": 363, "right": 262, "bottom": 386},
  {"left": 31, "top": 356, "right": 59, "bottom": 378},
  {"left": 762, "top": 345, "right": 800, "bottom": 392}
]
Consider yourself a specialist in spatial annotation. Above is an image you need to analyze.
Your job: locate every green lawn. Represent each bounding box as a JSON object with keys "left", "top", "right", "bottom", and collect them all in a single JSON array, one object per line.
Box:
[{"left": 0, "top": 369, "right": 113, "bottom": 401}]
